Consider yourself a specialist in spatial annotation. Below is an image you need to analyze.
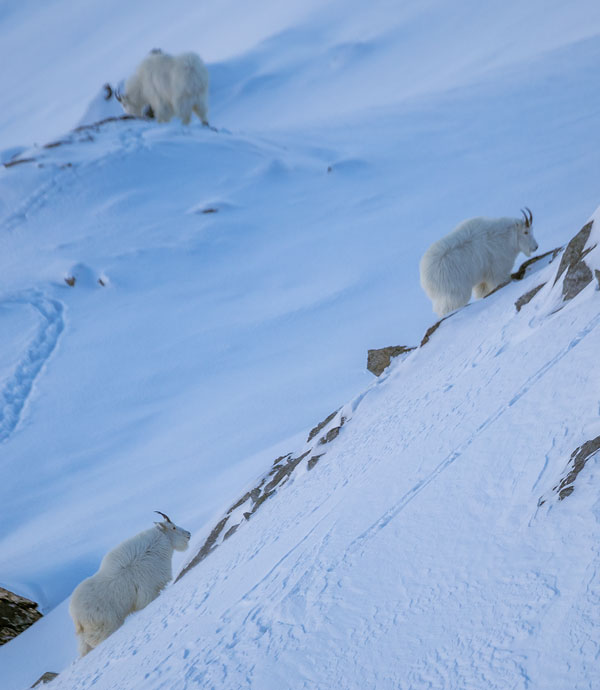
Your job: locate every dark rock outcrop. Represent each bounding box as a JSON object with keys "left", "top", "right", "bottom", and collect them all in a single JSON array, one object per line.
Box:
[
  {"left": 367, "top": 346, "right": 415, "bottom": 376},
  {"left": 515, "top": 283, "right": 545, "bottom": 312},
  {"left": 552, "top": 221, "right": 596, "bottom": 301},
  {"left": 31, "top": 672, "right": 59, "bottom": 687},
  {"left": 511, "top": 247, "right": 563, "bottom": 281},
  {"left": 176, "top": 412, "right": 348, "bottom": 582},
  {"left": 0, "top": 587, "right": 42, "bottom": 645},
  {"left": 307, "top": 410, "right": 339, "bottom": 443},
  {"left": 553, "top": 436, "right": 600, "bottom": 501}
]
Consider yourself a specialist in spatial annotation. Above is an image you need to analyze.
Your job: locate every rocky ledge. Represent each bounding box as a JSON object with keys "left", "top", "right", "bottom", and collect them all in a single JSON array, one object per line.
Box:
[{"left": 0, "top": 587, "right": 43, "bottom": 645}]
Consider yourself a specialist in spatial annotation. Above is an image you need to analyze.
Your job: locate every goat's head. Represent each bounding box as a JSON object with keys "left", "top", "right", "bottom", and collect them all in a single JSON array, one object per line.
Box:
[
  {"left": 517, "top": 207, "right": 538, "bottom": 256},
  {"left": 154, "top": 511, "right": 191, "bottom": 551}
]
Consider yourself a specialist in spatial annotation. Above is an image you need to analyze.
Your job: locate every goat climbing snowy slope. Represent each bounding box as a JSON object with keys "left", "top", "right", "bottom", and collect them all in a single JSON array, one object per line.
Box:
[
  {"left": 0, "top": 0, "right": 599, "bottom": 687},
  {"left": 23, "top": 207, "right": 600, "bottom": 690}
]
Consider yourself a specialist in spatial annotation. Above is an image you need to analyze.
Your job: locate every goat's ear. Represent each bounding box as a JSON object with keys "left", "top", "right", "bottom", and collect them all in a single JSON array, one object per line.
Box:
[{"left": 154, "top": 521, "right": 168, "bottom": 532}]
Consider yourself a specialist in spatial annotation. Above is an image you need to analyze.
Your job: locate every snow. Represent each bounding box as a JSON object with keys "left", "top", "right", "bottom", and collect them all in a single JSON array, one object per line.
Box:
[{"left": 1, "top": 0, "right": 599, "bottom": 688}]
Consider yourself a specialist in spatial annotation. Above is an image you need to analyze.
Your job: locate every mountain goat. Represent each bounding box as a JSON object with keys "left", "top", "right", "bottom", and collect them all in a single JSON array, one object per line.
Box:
[
  {"left": 117, "top": 50, "right": 209, "bottom": 125},
  {"left": 420, "top": 208, "right": 538, "bottom": 316},
  {"left": 69, "top": 512, "right": 191, "bottom": 656}
]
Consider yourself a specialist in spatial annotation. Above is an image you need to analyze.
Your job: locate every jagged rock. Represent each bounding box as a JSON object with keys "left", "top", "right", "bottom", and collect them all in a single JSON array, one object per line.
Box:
[
  {"left": 515, "top": 283, "right": 546, "bottom": 312},
  {"left": 554, "top": 436, "right": 600, "bottom": 501},
  {"left": 552, "top": 221, "right": 596, "bottom": 301},
  {"left": 262, "top": 452, "right": 310, "bottom": 496},
  {"left": 420, "top": 316, "right": 450, "bottom": 347},
  {"left": 223, "top": 525, "right": 239, "bottom": 540},
  {"left": 319, "top": 426, "right": 341, "bottom": 444},
  {"left": 563, "top": 260, "right": 593, "bottom": 301},
  {"left": 176, "top": 516, "right": 230, "bottom": 580},
  {"left": 595, "top": 269, "right": 600, "bottom": 289},
  {"left": 177, "top": 403, "right": 350, "bottom": 581},
  {"left": 511, "top": 247, "right": 563, "bottom": 280},
  {"left": 367, "top": 345, "right": 416, "bottom": 376},
  {"left": 0, "top": 587, "right": 42, "bottom": 645},
  {"left": 308, "top": 454, "right": 324, "bottom": 471},
  {"left": 307, "top": 410, "right": 339, "bottom": 443},
  {"left": 176, "top": 451, "right": 313, "bottom": 581},
  {"left": 31, "top": 672, "right": 59, "bottom": 687}
]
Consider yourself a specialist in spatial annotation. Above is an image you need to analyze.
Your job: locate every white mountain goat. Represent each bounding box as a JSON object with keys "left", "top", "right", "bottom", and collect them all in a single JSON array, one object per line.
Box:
[
  {"left": 69, "top": 512, "right": 191, "bottom": 656},
  {"left": 117, "top": 50, "right": 209, "bottom": 124},
  {"left": 419, "top": 208, "right": 538, "bottom": 316}
]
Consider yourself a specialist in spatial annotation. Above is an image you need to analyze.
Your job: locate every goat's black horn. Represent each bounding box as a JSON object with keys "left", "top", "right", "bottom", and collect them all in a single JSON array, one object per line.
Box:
[{"left": 154, "top": 511, "right": 173, "bottom": 523}]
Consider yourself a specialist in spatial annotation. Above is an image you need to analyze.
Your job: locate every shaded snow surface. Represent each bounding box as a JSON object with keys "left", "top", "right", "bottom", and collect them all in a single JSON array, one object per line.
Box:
[
  {"left": 1, "top": 0, "right": 600, "bottom": 688},
  {"left": 14, "top": 210, "right": 600, "bottom": 689}
]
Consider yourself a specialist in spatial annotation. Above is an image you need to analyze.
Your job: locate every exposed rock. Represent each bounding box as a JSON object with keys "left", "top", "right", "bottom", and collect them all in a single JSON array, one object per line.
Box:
[
  {"left": 223, "top": 525, "right": 239, "bottom": 540},
  {"left": 31, "top": 672, "right": 59, "bottom": 687},
  {"left": 307, "top": 410, "right": 339, "bottom": 443},
  {"left": 43, "top": 140, "right": 66, "bottom": 149},
  {"left": 177, "top": 406, "right": 351, "bottom": 581},
  {"left": 367, "top": 345, "right": 416, "bottom": 376},
  {"left": 552, "top": 221, "right": 596, "bottom": 301},
  {"left": 319, "top": 426, "right": 341, "bottom": 445},
  {"left": 262, "top": 452, "right": 310, "bottom": 496},
  {"left": 511, "top": 247, "right": 563, "bottom": 281},
  {"left": 176, "top": 449, "right": 318, "bottom": 582},
  {"left": 515, "top": 283, "right": 546, "bottom": 312},
  {"left": 176, "top": 516, "right": 230, "bottom": 581},
  {"left": 4, "top": 157, "right": 37, "bottom": 169},
  {"left": 553, "top": 222, "right": 593, "bottom": 284},
  {"left": 0, "top": 587, "right": 42, "bottom": 645},
  {"left": 554, "top": 436, "right": 600, "bottom": 501},
  {"left": 420, "top": 316, "right": 451, "bottom": 347},
  {"left": 595, "top": 269, "right": 600, "bottom": 289},
  {"left": 308, "top": 454, "right": 324, "bottom": 471},
  {"left": 563, "top": 260, "right": 593, "bottom": 301},
  {"left": 73, "top": 114, "right": 136, "bottom": 133},
  {"left": 317, "top": 415, "right": 348, "bottom": 446}
]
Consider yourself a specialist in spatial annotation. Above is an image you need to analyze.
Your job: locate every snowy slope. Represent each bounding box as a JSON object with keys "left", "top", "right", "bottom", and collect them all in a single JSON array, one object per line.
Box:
[
  {"left": 7, "top": 208, "right": 599, "bottom": 690},
  {"left": 1, "top": 0, "right": 600, "bottom": 687}
]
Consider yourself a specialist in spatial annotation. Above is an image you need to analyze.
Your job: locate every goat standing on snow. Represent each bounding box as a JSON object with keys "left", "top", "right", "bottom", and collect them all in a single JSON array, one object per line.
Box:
[
  {"left": 117, "top": 50, "right": 209, "bottom": 125},
  {"left": 419, "top": 208, "right": 538, "bottom": 316},
  {"left": 69, "top": 512, "right": 191, "bottom": 656}
]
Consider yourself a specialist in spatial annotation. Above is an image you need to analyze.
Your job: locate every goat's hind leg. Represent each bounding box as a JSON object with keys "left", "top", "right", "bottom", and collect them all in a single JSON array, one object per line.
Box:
[
  {"left": 193, "top": 103, "right": 209, "bottom": 125},
  {"left": 473, "top": 281, "right": 490, "bottom": 299}
]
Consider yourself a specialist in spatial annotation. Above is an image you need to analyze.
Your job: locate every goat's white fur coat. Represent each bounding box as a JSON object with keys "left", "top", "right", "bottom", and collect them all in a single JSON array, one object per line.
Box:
[
  {"left": 420, "top": 215, "right": 538, "bottom": 316},
  {"left": 121, "top": 51, "right": 209, "bottom": 124},
  {"left": 69, "top": 517, "right": 190, "bottom": 656}
]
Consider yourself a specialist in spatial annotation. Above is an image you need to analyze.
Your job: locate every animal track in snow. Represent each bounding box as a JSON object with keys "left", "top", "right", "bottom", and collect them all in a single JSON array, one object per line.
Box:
[{"left": 0, "top": 292, "right": 65, "bottom": 443}]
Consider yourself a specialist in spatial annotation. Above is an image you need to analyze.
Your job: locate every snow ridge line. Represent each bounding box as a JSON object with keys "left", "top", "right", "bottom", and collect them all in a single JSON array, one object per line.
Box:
[
  {"left": 346, "top": 308, "right": 600, "bottom": 552},
  {"left": 0, "top": 293, "right": 65, "bottom": 443}
]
